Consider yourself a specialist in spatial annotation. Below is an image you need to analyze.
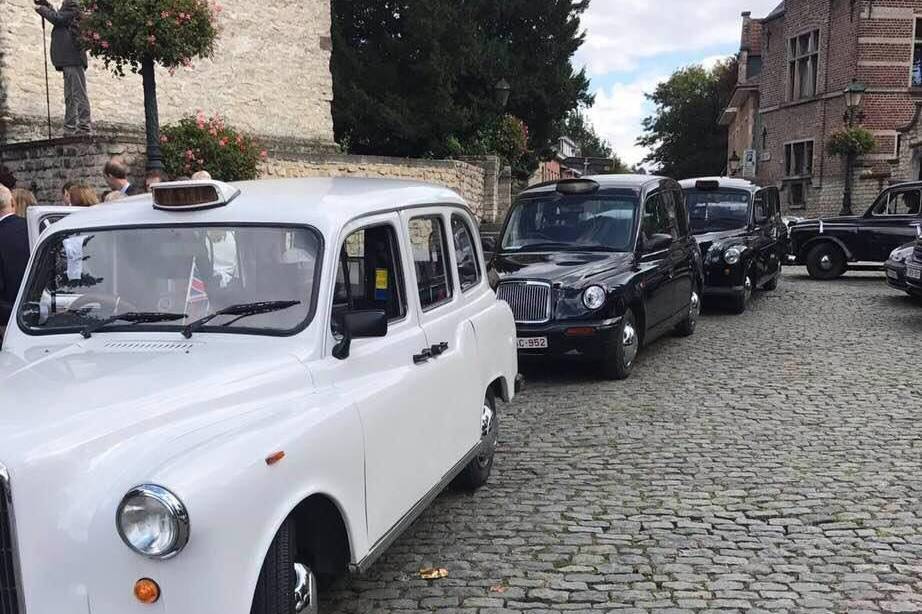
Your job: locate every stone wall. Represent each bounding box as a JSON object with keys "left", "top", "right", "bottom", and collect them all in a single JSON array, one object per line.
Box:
[
  {"left": 0, "top": 135, "right": 512, "bottom": 223},
  {"left": 261, "top": 153, "right": 500, "bottom": 222},
  {"left": 0, "top": 0, "right": 334, "bottom": 148}
]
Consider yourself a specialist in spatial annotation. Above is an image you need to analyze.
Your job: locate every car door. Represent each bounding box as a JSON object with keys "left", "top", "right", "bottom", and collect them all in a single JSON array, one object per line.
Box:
[
  {"left": 26, "top": 206, "right": 75, "bottom": 249},
  {"left": 320, "top": 213, "right": 446, "bottom": 543},
  {"left": 637, "top": 191, "right": 675, "bottom": 329},
  {"left": 662, "top": 189, "right": 693, "bottom": 315},
  {"left": 401, "top": 208, "right": 482, "bottom": 467},
  {"left": 860, "top": 186, "right": 922, "bottom": 261},
  {"left": 750, "top": 189, "right": 774, "bottom": 283}
]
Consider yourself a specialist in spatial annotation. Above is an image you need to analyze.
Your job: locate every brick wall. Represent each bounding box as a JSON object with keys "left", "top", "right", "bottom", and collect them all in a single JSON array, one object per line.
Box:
[
  {"left": 0, "top": 0, "right": 335, "bottom": 149},
  {"left": 732, "top": 0, "right": 922, "bottom": 217},
  {"left": 0, "top": 135, "right": 511, "bottom": 223}
]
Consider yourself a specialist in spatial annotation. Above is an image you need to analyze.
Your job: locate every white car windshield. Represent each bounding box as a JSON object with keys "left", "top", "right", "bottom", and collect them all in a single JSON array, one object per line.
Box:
[
  {"left": 18, "top": 225, "right": 321, "bottom": 336},
  {"left": 501, "top": 194, "right": 639, "bottom": 252}
]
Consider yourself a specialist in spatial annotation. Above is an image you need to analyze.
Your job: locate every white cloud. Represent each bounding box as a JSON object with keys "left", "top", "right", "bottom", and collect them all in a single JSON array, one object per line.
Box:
[
  {"left": 576, "top": 0, "right": 781, "bottom": 76},
  {"left": 586, "top": 75, "right": 666, "bottom": 168}
]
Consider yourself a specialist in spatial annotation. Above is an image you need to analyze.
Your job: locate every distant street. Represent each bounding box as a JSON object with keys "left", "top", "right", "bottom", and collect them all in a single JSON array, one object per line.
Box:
[{"left": 325, "top": 268, "right": 922, "bottom": 613}]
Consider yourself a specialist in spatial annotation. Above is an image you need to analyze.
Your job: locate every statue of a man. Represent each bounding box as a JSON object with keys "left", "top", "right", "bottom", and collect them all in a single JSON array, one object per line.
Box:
[{"left": 34, "top": 0, "right": 92, "bottom": 135}]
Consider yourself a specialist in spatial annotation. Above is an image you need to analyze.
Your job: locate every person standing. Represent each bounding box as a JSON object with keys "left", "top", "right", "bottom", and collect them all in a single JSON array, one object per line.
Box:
[
  {"left": 103, "top": 157, "right": 142, "bottom": 195},
  {"left": 69, "top": 181, "right": 100, "bottom": 207},
  {"left": 34, "top": 0, "right": 92, "bottom": 135},
  {"left": 11, "top": 189, "right": 38, "bottom": 218},
  {"left": 0, "top": 186, "right": 30, "bottom": 333}
]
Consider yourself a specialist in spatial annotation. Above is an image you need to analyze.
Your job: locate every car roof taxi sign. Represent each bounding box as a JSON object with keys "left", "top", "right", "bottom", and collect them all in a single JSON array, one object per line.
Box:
[{"left": 152, "top": 180, "right": 241, "bottom": 211}]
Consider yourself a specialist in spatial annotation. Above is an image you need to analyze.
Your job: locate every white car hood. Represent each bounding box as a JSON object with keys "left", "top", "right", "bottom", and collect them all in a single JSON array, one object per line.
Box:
[{"left": 0, "top": 339, "right": 311, "bottom": 469}]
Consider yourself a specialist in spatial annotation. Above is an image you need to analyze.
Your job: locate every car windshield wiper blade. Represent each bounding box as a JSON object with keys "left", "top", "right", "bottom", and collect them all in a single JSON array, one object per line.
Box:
[
  {"left": 181, "top": 301, "right": 301, "bottom": 338},
  {"left": 508, "top": 242, "right": 578, "bottom": 251},
  {"left": 81, "top": 312, "right": 188, "bottom": 339}
]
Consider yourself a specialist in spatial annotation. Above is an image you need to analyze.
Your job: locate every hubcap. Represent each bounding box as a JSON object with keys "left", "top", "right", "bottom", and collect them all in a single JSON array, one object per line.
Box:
[
  {"left": 477, "top": 401, "right": 497, "bottom": 467},
  {"left": 622, "top": 321, "right": 638, "bottom": 368},
  {"left": 689, "top": 290, "right": 701, "bottom": 324},
  {"left": 819, "top": 254, "right": 833, "bottom": 271},
  {"left": 294, "top": 563, "right": 318, "bottom": 614},
  {"left": 744, "top": 276, "right": 753, "bottom": 302}
]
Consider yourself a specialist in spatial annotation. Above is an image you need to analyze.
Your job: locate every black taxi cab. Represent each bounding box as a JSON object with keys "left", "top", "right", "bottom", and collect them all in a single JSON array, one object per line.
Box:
[
  {"left": 680, "top": 178, "right": 786, "bottom": 313},
  {"left": 490, "top": 175, "right": 703, "bottom": 380}
]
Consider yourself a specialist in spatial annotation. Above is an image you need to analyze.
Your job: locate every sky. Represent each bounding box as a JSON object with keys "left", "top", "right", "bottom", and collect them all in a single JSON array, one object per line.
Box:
[{"left": 576, "top": 0, "right": 782, "bottom": 167}]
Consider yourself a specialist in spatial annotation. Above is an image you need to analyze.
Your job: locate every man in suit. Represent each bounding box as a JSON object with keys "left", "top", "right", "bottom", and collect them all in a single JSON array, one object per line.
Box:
[
  {"left": 35, "top": 0, "right": 92, "bottom": 135},
  {"left": 0, "top": 186, "right": 30, "bottom": 334},
  {"left": 103, "top": 157, "right": 142, "bottom": 196}
]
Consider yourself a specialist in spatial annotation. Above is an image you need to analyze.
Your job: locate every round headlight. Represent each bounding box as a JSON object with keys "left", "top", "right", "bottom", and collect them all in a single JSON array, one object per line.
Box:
[
  {"left": 117, "top": 485, "right": 189, "bottom": 559},
  {"left": 583, "top": 285, "right": 607, "bottom": 310},
  {"left": 724, "top": 247, "right": 742, "bottom": 265},
  {"left": 890, "top": 250, "right": 906, "bottom": 263}
]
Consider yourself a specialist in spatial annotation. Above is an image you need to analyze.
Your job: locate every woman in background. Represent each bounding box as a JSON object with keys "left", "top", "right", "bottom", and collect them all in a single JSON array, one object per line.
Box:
[
  {"left": 69, "top": 181, "right": 99, "bottom": 207},
  {"left": 11, "top": 188, "right": 37, "bottom": 218}
]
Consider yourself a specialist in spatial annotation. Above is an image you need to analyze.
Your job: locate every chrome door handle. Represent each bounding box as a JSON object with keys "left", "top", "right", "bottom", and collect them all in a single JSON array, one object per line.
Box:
[
  {"left": 413, "top": 348, "right": 432, "bottom": 364},
  {"left": 430, "top": 342, "right": 449, "bottom": 356}
]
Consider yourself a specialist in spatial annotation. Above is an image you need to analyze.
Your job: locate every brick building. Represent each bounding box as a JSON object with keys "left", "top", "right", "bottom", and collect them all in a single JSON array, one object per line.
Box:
[{"left": 722, "top": 0, "right": 922, "bottom": 216}]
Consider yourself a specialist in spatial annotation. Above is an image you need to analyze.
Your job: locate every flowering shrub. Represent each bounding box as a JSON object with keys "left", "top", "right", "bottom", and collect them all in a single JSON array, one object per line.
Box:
[
  {"left": 828, "top": 127, "right": 876, "bottom": 157},
  {"left": 491, "top": 115, "right": 529, "bottom": 163},
  {"left": 79, "top": 0, "right": 221, "bottom": 75},
  {"left": 160, "top": 112, "right": 266, "bottom": 181}
]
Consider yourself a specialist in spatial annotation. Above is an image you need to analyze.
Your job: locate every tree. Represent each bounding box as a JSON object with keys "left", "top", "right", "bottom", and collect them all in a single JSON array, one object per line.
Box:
[
  {"left": 557, "top": 110, "right": 629, "bottom": 174},
  {"left": 79, "top": 0, "right": 221, "bottom": 172},
  {"left": 330, "top": 0, "right": 592, "bottom": 178},
  {"left": 638, "top": 57, "right": 738, "bottom": 179}
]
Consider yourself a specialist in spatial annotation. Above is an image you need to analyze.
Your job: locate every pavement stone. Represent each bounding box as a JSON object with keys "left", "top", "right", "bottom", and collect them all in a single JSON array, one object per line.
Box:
[{"left": 323, "top": 269, "right": 922, "bottom": 613}]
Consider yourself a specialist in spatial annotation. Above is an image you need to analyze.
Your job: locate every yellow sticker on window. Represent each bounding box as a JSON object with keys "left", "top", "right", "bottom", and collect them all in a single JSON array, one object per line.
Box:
[{"left": 375, "top": 268, "right": 389, "bottom": 290}]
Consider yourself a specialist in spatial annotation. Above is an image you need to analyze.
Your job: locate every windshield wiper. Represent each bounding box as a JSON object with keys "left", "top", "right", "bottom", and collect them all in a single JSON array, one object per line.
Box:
[
  {"left": 81, "top": 312, "right": 188, "bottom": 339},
  {"left": 507, "top": 242, "right": 580, "bottom": 251},
  {"left": 181, "top": 301, "right": 301, "bottom": 338}
]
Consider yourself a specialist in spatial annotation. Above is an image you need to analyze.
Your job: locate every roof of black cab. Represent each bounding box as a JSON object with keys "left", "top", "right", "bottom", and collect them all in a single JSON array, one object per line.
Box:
[
  {"left": 678, "top": 176, "right": 759, "bottom": 191},
  {"left": 522, "top": 174, "right": 672, "bottom": 194}
]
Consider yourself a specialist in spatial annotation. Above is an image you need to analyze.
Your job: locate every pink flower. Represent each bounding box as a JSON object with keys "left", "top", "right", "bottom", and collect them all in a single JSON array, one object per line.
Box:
[
  {"left": 160, "top": 135, "right": 169, "bottom": 143},
  {"left": 195, "top": 110, "right": 207, "bottom": 129},
  {"left": 92, "top": 32, "right": 100, "bottom": 40},
  {"left": 260, "top": 149, "right": 268, "bottom": 160},
  {"left": 185, "top": 149, "right": 195, "bottom": 160},
  {"left": 219, "top": 138, "right": 228, "bottom": 147},
  {"left": 100, "top": 40, "right": 109, "bottom": 49}
]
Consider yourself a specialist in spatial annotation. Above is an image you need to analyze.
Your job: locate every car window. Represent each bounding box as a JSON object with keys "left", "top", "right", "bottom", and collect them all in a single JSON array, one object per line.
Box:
[
  {"left": 661, "top": 191, "right": 682, "bottom": 239},
  {"left": 451, "top": 214, "right": 481, "bottom": 292},
  {"left": 873, "top": 188, "right": 922, "bottom": 216},
  {"left": 754, "top": 191, "right": 770, "bottom": 222},
  {"left": 408, "top": 216, "right": 454, "bottom": 310},
  {"left": 672, "top": 190, "right": 689, "bottom": 237},
  {"left": 332, "top": 224, "right": 406, "bottom": 335},
  {"left": 642, "top": 193, "right": 675, "bottom": 240}
]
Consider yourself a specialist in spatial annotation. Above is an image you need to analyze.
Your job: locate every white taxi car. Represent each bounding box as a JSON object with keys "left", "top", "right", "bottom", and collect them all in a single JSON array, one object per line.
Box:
[{"left": 0, "top": 178, "right": 520, "bottom": 614}]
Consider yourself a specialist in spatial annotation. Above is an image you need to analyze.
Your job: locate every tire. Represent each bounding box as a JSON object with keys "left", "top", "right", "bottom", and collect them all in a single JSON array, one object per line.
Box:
[
  {"left": 600, "top": 308, "right": 639, "bottom": 380},
  {"left": 731, "top": 272, "right": 753, "bottom": 315},
  {"left": 252, "top": 519, "right": 318, "bottom": 614},
  {"left": 454, "top": 390, "right": 497, "bottom": 490},
  {"left": 806, "top": 243, "right": 847, "bottom": 280},
  {"left": 674, "top": 283, "right": 701, "bottom": 338}
]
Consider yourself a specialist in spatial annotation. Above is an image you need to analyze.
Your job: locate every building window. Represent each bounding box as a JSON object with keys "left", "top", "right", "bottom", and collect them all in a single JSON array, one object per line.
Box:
[
  {"left": 788, "top": 30, "right": 820, "bottom": 100},
  {"left": 913, "top": 18, "right": 922, "bottom": 86},
  {"left": 784, "top": 140, "right": 814, "bottom": 177},
  {"left": 788, "top": 181, "right": 809, "bottom": 208}
]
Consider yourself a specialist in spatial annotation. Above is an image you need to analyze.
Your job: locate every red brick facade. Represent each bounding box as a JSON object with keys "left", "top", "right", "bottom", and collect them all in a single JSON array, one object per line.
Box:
[{"left": 726, "top": 0, "right": 922, "bottom": 216}]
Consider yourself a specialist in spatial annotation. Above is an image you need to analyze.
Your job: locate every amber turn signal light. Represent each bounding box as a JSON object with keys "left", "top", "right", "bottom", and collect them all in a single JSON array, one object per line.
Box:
[
  {"left": 265, "top": 451, "right": 286, "bottom": 466},
  {"left": 134, "top": 578, "right": 161, "bottom": 604}
]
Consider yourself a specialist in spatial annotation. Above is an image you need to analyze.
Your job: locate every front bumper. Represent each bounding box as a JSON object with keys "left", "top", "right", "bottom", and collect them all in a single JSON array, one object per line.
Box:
[
  {"left": 886, "top": 262, "right": 908, "bottom": 290},
  {"left": 703, "top": 262, "right": 746, "bottom": 293},
  {"left": 702, "top": 285, "right": 745, "bottom": 298},
  {"left": 515, "top": 317, "right": 622, "bottom": 360}
]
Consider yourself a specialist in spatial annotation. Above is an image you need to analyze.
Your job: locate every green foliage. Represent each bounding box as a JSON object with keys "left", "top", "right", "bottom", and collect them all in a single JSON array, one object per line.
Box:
[
  {"left": 79, "top": 0, "right": 220, "bottom": 76},
  {"left": 331, "top": 0, "right": 592, "bottom": 178},
  {"left": 828, "top": 127, "right": 876, "bottom": 157},
  {"left": 160, "top": 112, "right": 266, "bottom": 181},
  {"left": 638, "top": 57, "right": 738, "bottom": 179}
]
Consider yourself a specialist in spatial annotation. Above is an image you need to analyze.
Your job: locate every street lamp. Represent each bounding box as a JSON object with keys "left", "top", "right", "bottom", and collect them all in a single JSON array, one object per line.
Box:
[
  {"left": 495, "top": 79, "right": 511, "bottom": 110},
  {"left": 840, "top": 79, "right": 867, "bottom": 216},
  {"left": 728, "top": 151, "right": 741, "bottom": 176}
]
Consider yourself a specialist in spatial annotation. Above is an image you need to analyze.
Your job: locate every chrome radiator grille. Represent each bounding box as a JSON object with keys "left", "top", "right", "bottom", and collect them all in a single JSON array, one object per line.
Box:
[
  {"left": 0, "top": 467, "right": 20, "bottom": 614},
  {"left": 497, "top": 281, "right": 552, "bottom": 324}
]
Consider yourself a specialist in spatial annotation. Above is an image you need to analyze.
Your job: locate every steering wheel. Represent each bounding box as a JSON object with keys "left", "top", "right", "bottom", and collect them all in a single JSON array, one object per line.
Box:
[{"left": 67, "top": 294, "right": 138, "bottom": 316}]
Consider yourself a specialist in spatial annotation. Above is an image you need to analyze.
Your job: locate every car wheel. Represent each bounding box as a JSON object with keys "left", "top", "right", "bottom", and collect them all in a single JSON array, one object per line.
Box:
[
  {"left": 251, "top": 519, "right": 319, "bottom": 614},
  {"left": 600, "top": 308, "right": 639, "bottom": 380},
  {"left": 806, "top": 243, "right": 846, "bottom": 280},
  {"left": 674, "top": 284, "right": 701, "bottom": 337},
  {"left": 731, "top": 273, "right": 753, "bottom": 314},
  {"left": 454, "top": 390, "right": 497, "bottom": 490}
]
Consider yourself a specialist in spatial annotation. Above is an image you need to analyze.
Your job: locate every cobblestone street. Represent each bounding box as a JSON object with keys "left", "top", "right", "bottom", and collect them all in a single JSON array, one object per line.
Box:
[{"left": 325, "top": 269, "right": 922, "bottom": 613}]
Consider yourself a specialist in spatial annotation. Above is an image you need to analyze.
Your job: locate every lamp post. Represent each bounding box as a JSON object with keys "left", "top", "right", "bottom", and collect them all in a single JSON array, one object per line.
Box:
[
  {"left": 840, "top": 79, "right": 867, "bottom": 216},
  {"left": 495, "top": 79, "right": 511, "bottom": 110}
]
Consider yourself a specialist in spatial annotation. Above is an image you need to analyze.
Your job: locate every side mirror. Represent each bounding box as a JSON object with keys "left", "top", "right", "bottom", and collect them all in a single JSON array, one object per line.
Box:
[
  {"left": 641, "top": 233, "right": 672, "bottom": 254},
  {"left": 332, "top": 309, "right": 388, "bottom": 360}
]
